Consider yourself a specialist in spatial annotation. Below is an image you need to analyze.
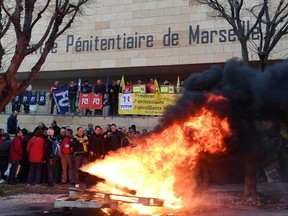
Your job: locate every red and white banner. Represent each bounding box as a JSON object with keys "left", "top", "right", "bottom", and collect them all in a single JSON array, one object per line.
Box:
[{"left": 79, "top": 93, "right": 103, "bottom": 110}]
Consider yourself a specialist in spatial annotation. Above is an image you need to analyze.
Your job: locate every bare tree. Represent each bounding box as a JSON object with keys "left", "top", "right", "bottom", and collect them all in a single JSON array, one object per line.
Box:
[
  {"left": 0, "top": 0, "right": 91, "bottom": 111},
  {"left": 189, "top": 0, "right": 288, "bottom": 196},
  {"left": 189, "top": 0, "right": 288, "bottom": 71}
]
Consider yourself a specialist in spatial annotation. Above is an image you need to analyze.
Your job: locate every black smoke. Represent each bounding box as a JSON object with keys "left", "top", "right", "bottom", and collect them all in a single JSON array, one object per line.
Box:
[{"left": 156, "top": 59, "right": 288, "bottom": 129}]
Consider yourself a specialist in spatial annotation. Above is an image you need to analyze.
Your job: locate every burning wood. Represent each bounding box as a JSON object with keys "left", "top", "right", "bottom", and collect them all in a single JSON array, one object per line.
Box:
[{"left": 79, "top": 170, "right": 137, "bottom": 195}]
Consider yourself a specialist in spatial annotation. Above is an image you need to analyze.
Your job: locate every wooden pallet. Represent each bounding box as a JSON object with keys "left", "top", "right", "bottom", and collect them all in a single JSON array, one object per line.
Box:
[{"left": 54, "top": 188, "right": 164, "bottom": 210}]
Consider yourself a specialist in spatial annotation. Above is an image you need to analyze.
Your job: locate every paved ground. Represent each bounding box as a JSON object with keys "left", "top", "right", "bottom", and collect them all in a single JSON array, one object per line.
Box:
[{"left": 0, "top": 182, "right": 288, "bottom": 216}]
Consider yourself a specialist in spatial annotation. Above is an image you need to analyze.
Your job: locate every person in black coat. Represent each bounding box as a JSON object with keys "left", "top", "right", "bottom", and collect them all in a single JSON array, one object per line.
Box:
[
  {"left": 6, "top": 111, "right": 20, "bottom": 135},
  {"left": 93, "top": 80, "right": 105, "bottom": 116},
  {"left": 107, "top": 124, "right": 125, "bottom": 152},
  {"left": 88, "top": 126, "right": 105, "bottom": 161},
  {"left": 81, "top": 80, "right": 93, "bottom": 116},
  {"left": 108, "top": 81, "right": 119, "bottom": 116}
]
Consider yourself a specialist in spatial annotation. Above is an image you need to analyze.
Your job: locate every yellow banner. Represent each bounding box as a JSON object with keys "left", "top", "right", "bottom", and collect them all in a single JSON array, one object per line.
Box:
[{"left": 118, "top": 93, "right": 181, "bottom": 116}]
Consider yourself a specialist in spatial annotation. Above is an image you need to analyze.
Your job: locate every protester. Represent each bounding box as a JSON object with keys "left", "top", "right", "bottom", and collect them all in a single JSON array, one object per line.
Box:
[
  {"left": 23, "top": 84, "right": 32, "bottom": 114},
  {"left": 88, "top": 126, "right": 105, "bottom": 161},
  {"left": 85, "top": 123, "right": 94, "bottom": 138},
  {"left": 45, "top": 129, "right": 58, "bottom": 187},
  {"left": 18, "top": 128, "right": 31, "bottom": 183},
  {"left": 6, "top": 110, "right": 20, "bottom": 135},
  {"left": 108, "top": 80, "right": 119, "bottom": 116},
  {"left": 123, "top": 80, "right": 133, "bottom": 93},
  {"left": 81, "top": 80, "right": 93, "bottom": 116},
  {"left": 32, "top": 122, "right": 48, "bottom": 135},
  {"left": 55, "top": 127, "right": 66, "bottom": 182},
  {"left": 26, "top": 129, "right": 46, "bottom": 186},
  {"left": 0, "top": 133, "right": 10, "bottom": 184},
  {"left": 51, "top": 120, "right": 61, "bottom": 137},
  {"left": 93, "top": 80, "right": 105, "bottom": 116},
  {"left": 69, "top": 127, "right": 89, "bottom": 188},
  {"left": 146, "top": 78, "right": 155, "bottom": 93},
  {"left": 7, "top": 129, "right": 24, "bottom": 185},
  {"left": 68, "top": 80, "right": 78, "bottom": 114},
  {"left": 60, "top": 128, "right": 74, "bottom": 184},
  {"left": 107, "top": 123, "right": 125, "bottom": 151},
  {"left": 49, "top": 81, "right": 59, "bottom": 114}
]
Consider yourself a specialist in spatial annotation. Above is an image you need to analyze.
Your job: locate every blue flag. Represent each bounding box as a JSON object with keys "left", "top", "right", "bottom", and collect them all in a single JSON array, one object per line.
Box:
[
  {"left": 12, "top": 95, "right": 21, "bottom": 104},
  {"left": 54, "top": 84, "right": 69, "bottom": 114},
  {"left": 38, "top": 91, "right": 46, "bottom": 106},
  {"left": 29, "top": 92, "right": 37, "bottom": 105},
  {"left": 21, "top": 92, "right": 30, "bottom": 105}
]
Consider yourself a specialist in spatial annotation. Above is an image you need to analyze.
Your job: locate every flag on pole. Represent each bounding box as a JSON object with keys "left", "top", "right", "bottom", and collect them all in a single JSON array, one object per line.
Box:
[
  {"left": 119, "top": 75, "right": 125, "bottom": 92},
  {"left": 105, "top": 75, "right": 109, "bottom": 93},
  {"left": 76, "top": 78, "right": 81, "bottom": 105},
  {"left": 176, "top": 76, "right": 180, "bottom": 93},
  {"left": 103, "top": 75, "right": 109, "bottom": 106},
  {"left": 154, "top": 79, "right": 162, "bottom": 101}
]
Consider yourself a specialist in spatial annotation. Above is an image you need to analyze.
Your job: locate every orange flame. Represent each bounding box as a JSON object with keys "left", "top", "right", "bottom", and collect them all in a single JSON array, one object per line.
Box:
[{"left": 83, "top": 95, "right": 232, "bottom": 214}]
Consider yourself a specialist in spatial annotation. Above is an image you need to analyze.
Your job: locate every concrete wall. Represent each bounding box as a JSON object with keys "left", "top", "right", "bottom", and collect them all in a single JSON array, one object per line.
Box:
[{"left": 0, "top": 114, "right": 161, "bottom": 134}]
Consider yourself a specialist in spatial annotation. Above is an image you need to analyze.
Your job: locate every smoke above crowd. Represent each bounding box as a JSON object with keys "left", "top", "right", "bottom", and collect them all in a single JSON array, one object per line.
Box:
[{"left": 157, "top": 59, "right": 288, "bottom": 131}]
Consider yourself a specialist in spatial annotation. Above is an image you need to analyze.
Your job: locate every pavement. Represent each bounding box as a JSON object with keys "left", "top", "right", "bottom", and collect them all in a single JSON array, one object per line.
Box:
[{"left": 0, "top": 182, "right": 288, "bottom": 216}]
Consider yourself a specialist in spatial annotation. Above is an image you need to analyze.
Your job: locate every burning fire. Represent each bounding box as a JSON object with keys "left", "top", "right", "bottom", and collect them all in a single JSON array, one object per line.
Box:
[{"left": 82, "top": 94, "right": 232, "bottom": 215}]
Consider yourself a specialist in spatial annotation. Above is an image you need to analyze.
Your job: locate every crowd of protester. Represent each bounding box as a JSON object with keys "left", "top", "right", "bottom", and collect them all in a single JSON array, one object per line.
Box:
[
  {"left": 0, "top": 118, "right": 151, "bottom": 187},
  {"left": 2, "top": 77, "right": 184, "bottom": 116}
]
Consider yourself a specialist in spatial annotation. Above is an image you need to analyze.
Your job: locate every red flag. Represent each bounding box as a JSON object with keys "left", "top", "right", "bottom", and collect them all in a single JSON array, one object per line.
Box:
[
  {"left": 90, "top": 93, "right": 103, "bottom": 109},
  {"left": 79, "top": 93, "right": 91, "bottom": 110}
]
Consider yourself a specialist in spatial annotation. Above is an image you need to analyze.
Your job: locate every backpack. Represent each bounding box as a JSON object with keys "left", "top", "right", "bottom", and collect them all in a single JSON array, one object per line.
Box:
[{"left": 52, "top": 139, "right": 61, "bottom": 158}]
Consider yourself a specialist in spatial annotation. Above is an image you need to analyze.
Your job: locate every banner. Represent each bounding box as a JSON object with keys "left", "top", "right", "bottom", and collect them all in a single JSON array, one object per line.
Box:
[
  {"left": 38, "top": 91, "right": 46, "bottom": 106},
  {"left": 90, "top": 93, "right": 103, "bottom": 109},
  {"left": 29, "top": 92, "right": 37, "bottom": 105},
  {"left": 21, "top": 92, "right": 30, "bottom": 105},
  {"left": 54, "top": 84, "right": 69, "bottom": 114},
  {"left": 79, "top": 93, "right": 103, "bottom": 110},
  {"left": 118, "top": 93, "right": 180, "bottom": 116},
  {"left": 12, "top": 95, "right": 21, "bottom": 105}
]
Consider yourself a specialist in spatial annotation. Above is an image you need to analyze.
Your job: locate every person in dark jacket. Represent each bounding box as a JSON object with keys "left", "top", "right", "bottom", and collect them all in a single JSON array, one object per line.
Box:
[
  {"left": 93, "top": 80, "right": 105, "bottom": 116},
  {"left": 88, "top": 126, "right": 105, "bottom": 161},
  {"left": 68, "top": 80, "right": 78, "bottom": 114},
  {"left": 69, "top": 127, "right": 89, "bottom": 188},
  {"left": 81, "top": 80, "right": 93, "bottom": 116},
  {"left": 6, "top": 111, "right": 20, "bottom": 135},
  {"left": 32, "top": 122, "right": 48, "bottom": 136},
  {"left": 107, "top": 124, "right": 125, "bottom": 152},
  {"left": 7, "top": 129, "right": 24, "bottom": 185},
  {"left": 51, "top": 120, "right": 61, "bottom": 137},
  {"left": 108, "top": 80, "right": 119, "bottom": 116},
  {"left": 0, "top": 133, "right": 11, "bottom": 183},
  {"left": 45, "top": 129, "right": 58, "bottom": 187}
]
